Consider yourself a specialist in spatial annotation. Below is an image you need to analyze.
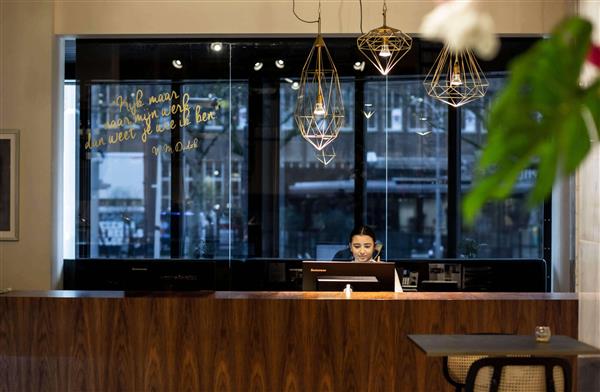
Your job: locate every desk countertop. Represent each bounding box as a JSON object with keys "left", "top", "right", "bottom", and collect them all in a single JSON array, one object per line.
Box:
[{"left": 0, "top": 290, "right": 579, "bottom": 301}]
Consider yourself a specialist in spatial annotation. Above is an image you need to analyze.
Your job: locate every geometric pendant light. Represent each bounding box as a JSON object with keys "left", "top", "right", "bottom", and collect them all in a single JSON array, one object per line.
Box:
[
  {"left": 357, "top": 2, "right": 412, "bottom": 75},
  {"left": 294, "top": 15, "right": 345, "bottom": 151},
  {"left": 315, "top": 145, "right": 336, "bottom": 165},
  {"left": 423, "top": 45, "right": 488, "bottom": 107}
]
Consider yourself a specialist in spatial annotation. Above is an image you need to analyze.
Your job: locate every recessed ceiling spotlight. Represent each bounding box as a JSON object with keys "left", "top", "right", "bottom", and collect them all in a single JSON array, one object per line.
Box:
[
  {"left": 172, "top": 59, "right": 183, "bottom": 69},
  {"left": 253, "top": 62, "right": 263, "bottom": 71},
  {"left": 275, "top": 59, "right": 285, "bottom": 69},
  {"left": 210, "top": 42, "right": 223, "bottom": 52},
  {"left": 291, "top": 82, "right": 300, "bottom": 90},
  {"left": 353, "top": 61, "right": 365, "bottom": 71}
]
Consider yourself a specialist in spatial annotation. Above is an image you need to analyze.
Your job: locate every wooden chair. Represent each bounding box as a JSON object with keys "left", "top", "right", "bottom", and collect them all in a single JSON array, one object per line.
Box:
[
  {"left": 443, "top": 355, "right": 488, "bottom": 392},
  {"left": 464, "top": 357, "right": 572, "bottom": 392}
]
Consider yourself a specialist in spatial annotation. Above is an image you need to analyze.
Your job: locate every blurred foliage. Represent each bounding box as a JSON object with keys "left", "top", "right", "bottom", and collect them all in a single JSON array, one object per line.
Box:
[{"left": 463, "top": 17, "right": 600, "bottom": 224}]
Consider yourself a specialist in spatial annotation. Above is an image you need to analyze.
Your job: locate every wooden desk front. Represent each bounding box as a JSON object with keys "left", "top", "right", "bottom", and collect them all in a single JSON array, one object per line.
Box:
[{"left": 0, "top": 291, "right": 578, "bottom": 391}]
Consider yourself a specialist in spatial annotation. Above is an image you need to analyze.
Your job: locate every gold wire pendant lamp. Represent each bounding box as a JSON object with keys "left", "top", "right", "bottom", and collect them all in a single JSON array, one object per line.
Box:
[
  {"left": 423, "top": 45, "right": 488, "bottom": 107},
  {"left": 294, "top": 10, "right": 344, "bottom": 151},
  {"left": 357, "top": 2, "right": 412, "bottom": 75},
  {"left": 315, "top": 145, "right": 336, "bottom": 165}
]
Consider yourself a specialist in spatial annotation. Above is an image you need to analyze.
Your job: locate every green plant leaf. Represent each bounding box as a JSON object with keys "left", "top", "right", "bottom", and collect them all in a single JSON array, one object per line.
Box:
[{"left": 463, "top": 16, "right": 599, "bottom": 224}]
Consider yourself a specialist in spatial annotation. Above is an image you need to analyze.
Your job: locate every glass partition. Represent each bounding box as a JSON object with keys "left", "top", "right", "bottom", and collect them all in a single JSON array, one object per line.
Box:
[
  {"left": 279, "top": 79, "right": 355, "bottom": 259},
  {"left": 87, "top": 83, "right": 173, "bottom": 258},
  {"left": 459, "top": 76, "right": 543, "bottom": 258},
  {"left": 365, "top": 79, "right": 448, "bottom": 259},
  {"left": 181, "top": 82, "right": 248, "bottom": 259},
  {"left": 67, "top": 38, "right": 545, "bottom": 265},
  {"left": 74, "top": 41, "right": 236, "bottom": 259}
]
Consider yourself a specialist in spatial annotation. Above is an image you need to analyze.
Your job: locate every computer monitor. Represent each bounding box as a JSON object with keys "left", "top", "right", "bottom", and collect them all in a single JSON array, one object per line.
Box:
[{"left": 302, "top": 261, "right": 395, "bottom": 292}]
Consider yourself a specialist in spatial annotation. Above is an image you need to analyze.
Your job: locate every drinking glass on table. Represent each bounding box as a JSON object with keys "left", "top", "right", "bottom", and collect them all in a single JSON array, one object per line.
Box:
[{"left": 535, "top": 326, "right": 551, "bottom": 342}]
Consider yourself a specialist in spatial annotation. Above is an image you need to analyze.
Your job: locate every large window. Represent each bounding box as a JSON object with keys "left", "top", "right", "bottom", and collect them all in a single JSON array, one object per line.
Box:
[
  {"left": 365, "top": 79, "right": 448, "bottom": 259},
  {"left": 73, "top": 41, "right": 245, "bottom": 259},
  {"left": 459, "top": 76, "right": 543, "bottom": 258},
  {"left": 279, "top": 80, "right": 355, "bottom": 259},
  {"left": 87, "top": 83, "right": 173, "bottom": 258},
  {"left": 66, "top": 37, "right": 545, "bottom": 262},
  {"left": 181, "top": 82, "right": 248, "bottom": 259}
]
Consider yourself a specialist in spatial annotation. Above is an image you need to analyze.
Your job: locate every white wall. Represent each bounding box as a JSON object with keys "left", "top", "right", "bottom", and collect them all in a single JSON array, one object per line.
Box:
[
  {"left": 577, "top": 1, "right": 600, "bottom": 353},
  {"left": 576, "top": 4, "right": 600, "bottom": 391},
  {"left": 0, "top": 1, "right": 54, "bottom": 289},
  {"left": 54, "top": 0, "right": 570, "bottom": 36}
]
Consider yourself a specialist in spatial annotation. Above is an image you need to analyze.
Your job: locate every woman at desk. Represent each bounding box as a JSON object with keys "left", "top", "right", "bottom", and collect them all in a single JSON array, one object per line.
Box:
[
  {"left": 348, "top": 226, "right": 381, "bottom": 262},
  {"left": 332, "top": 226, "right": 380, "bottom": 261},
  {"left": 344, "top": 225, "right": 403, "bottom": 291}
]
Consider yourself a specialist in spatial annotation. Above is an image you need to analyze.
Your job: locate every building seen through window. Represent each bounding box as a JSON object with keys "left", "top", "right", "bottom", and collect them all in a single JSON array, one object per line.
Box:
[
  {"left": 67, "top": 38, "right": 545, "bottom": 261},
  {"left": 460, "top": 77, "right": 542, "bottom": 258}
]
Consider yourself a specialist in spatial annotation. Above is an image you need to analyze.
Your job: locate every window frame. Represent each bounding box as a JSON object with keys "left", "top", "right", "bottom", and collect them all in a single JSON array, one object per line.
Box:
[{"left": 70, "top": 37, "right": 550, "bottom": 288}]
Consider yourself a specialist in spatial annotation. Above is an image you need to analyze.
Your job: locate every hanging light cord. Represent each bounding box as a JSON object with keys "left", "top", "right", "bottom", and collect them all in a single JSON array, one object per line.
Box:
[
  {"left": 358, "top": 0, "right": 364, "bottom": 34},
  {"left": 292, "top": 0, "right": 320, "bottom": 24}
]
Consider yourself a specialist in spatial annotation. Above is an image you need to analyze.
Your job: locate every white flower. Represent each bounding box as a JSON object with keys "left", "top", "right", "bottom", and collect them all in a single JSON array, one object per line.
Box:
[
  {"left": 420, "top": 0, "right": 500, "bottom": 60},
  {"left": 580, "top": 61, "right": 599, "bottom": 87}
]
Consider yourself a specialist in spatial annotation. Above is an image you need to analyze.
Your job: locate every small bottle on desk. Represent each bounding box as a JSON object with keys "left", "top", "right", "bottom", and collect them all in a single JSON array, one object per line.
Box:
[{"left": 343, "top": 284, "right": 353, "bottom": 297}]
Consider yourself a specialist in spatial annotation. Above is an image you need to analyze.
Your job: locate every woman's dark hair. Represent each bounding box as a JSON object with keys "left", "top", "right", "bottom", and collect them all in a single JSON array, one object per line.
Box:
[{"left": 349, "top": 225, "right": 376, "bottom": 243}]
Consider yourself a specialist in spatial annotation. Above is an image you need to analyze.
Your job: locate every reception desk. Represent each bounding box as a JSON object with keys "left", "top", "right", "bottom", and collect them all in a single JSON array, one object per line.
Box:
[{"left": 0, "top": 291, "right": 577, "bottom": 391}]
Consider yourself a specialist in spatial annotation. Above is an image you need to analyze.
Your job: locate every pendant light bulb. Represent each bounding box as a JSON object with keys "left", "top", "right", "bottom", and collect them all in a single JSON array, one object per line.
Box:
[
  {"left": 313, "top": 92, "right": 326, "bottom": 115},
  {"left": 450, "top": 60, "right": 463, "bottom": 86},
  {"left": 379, "top": 40, "right": 392, "bottom": 58},
  {"left": 313, "top": 103, "right": 326, "bottom": 116}
]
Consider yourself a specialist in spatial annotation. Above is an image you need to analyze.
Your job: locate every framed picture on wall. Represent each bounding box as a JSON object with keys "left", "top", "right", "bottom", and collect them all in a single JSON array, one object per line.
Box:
[{"left": 0, "top": 129, "right": 19, "bottom": 241}]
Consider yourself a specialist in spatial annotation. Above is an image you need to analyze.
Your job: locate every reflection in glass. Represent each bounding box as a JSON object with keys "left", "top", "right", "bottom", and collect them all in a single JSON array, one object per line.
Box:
[
  {"left": 85, "top": 83, "right": 172, "bottom": 258},
  {"left": 72, "top": 39, "right": 545, "bottom": 266},
  {"left": 181, "top": 82, "right": 248, "bottom": 259},
  {"left": 365, "top": 79, "right": 448, "bottom": 259},
  {"left": 279, "top": 79, "right": 355, "bottom": 259},
  {"left": 63, "top": 82, "right": 77, "bottom": 259},
  {"left": 460, "top": 76, "right": 543, "bottom": 258}
]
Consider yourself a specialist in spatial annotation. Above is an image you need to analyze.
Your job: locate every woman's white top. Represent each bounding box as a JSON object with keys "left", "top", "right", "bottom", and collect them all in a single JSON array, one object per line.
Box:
[{"left": 394, "top": 269, "right": 404, "bottom": 293}]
